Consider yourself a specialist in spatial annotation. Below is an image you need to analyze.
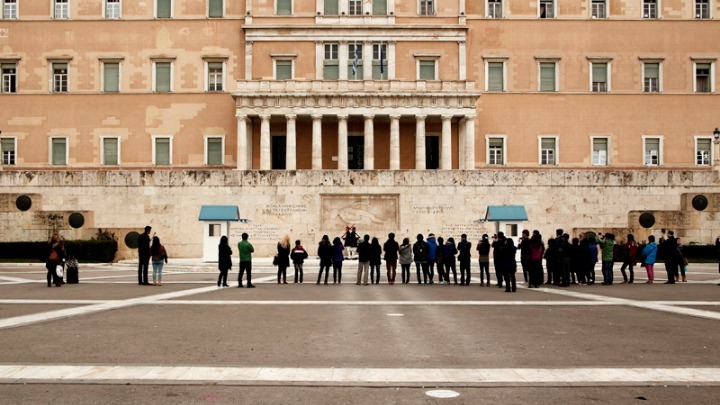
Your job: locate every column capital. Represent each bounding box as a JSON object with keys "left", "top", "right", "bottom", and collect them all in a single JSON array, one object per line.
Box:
[
  {"left": 415, "top": 114, "right": 427, "bottom": 121},
  {"left": 363, "top": 114, "right": 375, "bottom": 120},
  {"left": 389, "top": 114, "right": 402, "bottom": 120},
  {"left": 285, "top": 114, "right": 297, "bottom": 120},
  {"left": 235, "top": 113, "right": 247, "bottom": 120},
  {"left": 464, "top": 114, "right": 477, "bottom": 121},
  {"left": 337, "top": 114, "right": 349, "bottom": 120},
  {"left": 259, "top": 114, "right": 271, "bottom": 120},
  {"left": 311, "top": 114, "right": 323, "bottom": 120},
  {"left": 440, "top": 114, "right": 453, "bottom": 121}
]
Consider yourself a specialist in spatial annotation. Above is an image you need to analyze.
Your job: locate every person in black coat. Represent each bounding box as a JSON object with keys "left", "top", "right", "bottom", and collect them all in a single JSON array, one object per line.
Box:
[
  {"left": 491, "top": 232, "right": 506, "bottom": 288},
  {"left": 413, "top": 234, "right": 429, "bottom": 284},
  {"left": 503, "top": 238, "right": 518, "bottom": 292},
  {"left": 276, "top": 235, "right": 291, "bottom": 284},
  {"left": 369, "top": 237, "right": 382, "bottom": 284},
  {"left": 290, "top": 240, "right": 309, "bottom": 284},
  {"left": 383, "top": 233, "right": 400, "bottom": 285},
  {"left": 218, "top": 235, "right": 232, "bottom": 287},
  {"left": 317, "top": 235, "right": 333, "bottom": 285},
  {"left": 457, "top": 234, "right": 472, "bottom": 285},
  {"left": 137, "top": 225, "right": 152, "bottom": 286}
]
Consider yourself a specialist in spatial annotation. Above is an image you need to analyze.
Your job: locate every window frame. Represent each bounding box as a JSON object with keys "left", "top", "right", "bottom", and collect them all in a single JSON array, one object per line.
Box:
[
  {"left": 372, "top": 42, "right": 388, "bottom": 80},
  {"left": 485, "top": 59, "right": 507, "bottom": 92},
  {"left": 49, "top": 136, "right": 68, "bottom": 166},
  {"left": 589, "top": 60, "right": 611, "bottom": 92},
  {"left": 100, "top": 136, "right": 121, "bottom": 166},
  {"left": 155, "top": 0, "right": 172, "bottom": 18},
  {"left": 695, "top": 0, "right": 711, "bottom": 19},
  {"left": 590, "top": 0, "right": 607, "bottom": 18},
  {"left": 1, "top": 61, "right": 17, "bottom": 93},
  {"left": 537, "top": 60, "right": 558, "bottom": 92},
  {"left": 419, "top": 0, "right": 435, "bottom": 16},
  {"left": 54, "top": 0, "right": 69, "bottom": 19},
  {"left": 323, "top": 43, "right": 339, "bottom": 80},
  {"left": 538, "top": 136, "right": 559, "bottom": 166},
  {"left": 591, "top": 136, "right": 610, "bottom": 166},
  {"left": 101, "top": 60, "right": 121, "bottom": 93},
  {"left": 205, "top": 60, "right": 225, "bottom": 92},
  {"left": 642, "top": 135, "right": 663, "bottom": 166},
  {"left": 416, "top": 56, "right": 439, "bottom": 81},
  {"left": 152, "top": 135, "right": 173, "bottom": 166},
  {"left": 152, "top": 60, "right": 174, "bottom": 92},
  {"left": 694, "top": 136, "right": 713, "bottom": 166},
  {"left": 486, "top": 0, "right": 503, "bottom": 18},
  {"left": 486, "top": 135, "right": 507, "bottom": 166},
  {"left": 693, "top": 60, "right": 714, "bottom": 93},
  {"left": 348, "top": 0, "right": 362, "bottom": 15},
  {"left": 207, "top": 0, "right": 224, "bottom": 18},
  {"left": 51, "top": 61, "right": 69, "bottom": 93},
  {"left": 642, "top": 0, "right": 659, "bottom": 19},
  {"left": 276, "top": 0, "right": 292, "bottom": 16},
  {"left": 641, "top": 60, "right": 662, "bottom": 93},
  {"left": 2, "top": 0, "right": 18, "bottom": 19},
  {"left": 0, "top": 136, "right": 17, "bottom": 166},
  {"left": 538, "top": 0, "right": 556, "bottom": 19},
  {"left": 205, "top": 135, "right": 225, "bottom": 166},
  {"left": 348, "top": 42, "right": 364, "bottom": 80},
  {"left": 273, "top": 58, "right": 295, "bottom": 81},
  {"left": 104, "top": 0, "right": 121, "bottom": 19}
]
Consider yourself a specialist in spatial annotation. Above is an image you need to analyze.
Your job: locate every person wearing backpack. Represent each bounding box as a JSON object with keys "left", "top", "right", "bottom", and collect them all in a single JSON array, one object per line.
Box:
[
  {"left": 620, "top": 234, "right": 638, "bottom": 284},
  {"left": 291, "top": 239, "right": 309, "bottom": 284}
]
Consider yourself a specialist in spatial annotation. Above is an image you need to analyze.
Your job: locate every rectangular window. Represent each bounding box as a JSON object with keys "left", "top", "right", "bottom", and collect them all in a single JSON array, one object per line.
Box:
[
  {"left": 51, "top": 138, "right": 67, "bottom": 165},
  {"left": 348, "top": 43, "right": 363, "bottom": 80},
  {"left": 419, "top": 60, "right": 436, "bottom": 80},
  {"left": 372, "top": 43, "right": 388, "bottom": 80},
  {"left": 591, "top": 0, "right": 606, "bottom": 18},
  {"left": 592, "top": 62, "right": 608, "bottom": 92},
  {"left": 275, "top": 60, "right": 293, "bottom": 80},
  {"left": 1, "top": 138, "right": 15, "bottom": 165},
  {"left": 592, "top": 137, "right": 608, "bottom": 166},
  {"left": 419, "top": 0, "right": 434, "bottom": 15},
  {"left": 102, "top": 137, "right": 119, "bottom": 166},
  {"left": 348, "top": 0, "right": 362, "bottom": 15},
  {"left": 208, "top": 0, "right": 223, "bottom": 18},
  {"left": 276, "top": 0, "right": 292, "bottom": 15},
  {"left": 488, "top": 137, "right": 504, "bottom": 165},
  {"left": 324, "top": 43, "right": 339, "bottom": 80},
  {"left": 643, "top": 0, "right": 657, "bottom": 19},
  {"left": 3, "top": 0, "right": 18, "bottom": 19},
  {"left": 103, "top": 62, "right": 119, "bottom": 93},
  {"left": 487, "top": 0, "right": 502, "bottom": 18},
  {"left": 52, "top": 63, "right": 68, "bottom": 93},
  {"left": 154, "top": 62, "right": 171, "bottom": 92},
  {"left": 487, "top": 61, "right": 504, "bottom": 91},
  {"left": 644, "top": 137, "right": 661, "bottom": 166},
  {"left": 695, "top": 62, "right": 711, "bottom": 93},
  {"left": 207, "top": 62, "right": 223, "bottom": 91},
  {"left": 373, "top": 0, "right": 387, "bottom": 15},
  {"left": 539, "top": 0, "right": 555, "bottom": 18},
  {"left": 696, "top": 138, "right": 711, "bottom": 166},
  {"left": 154, "top": 137, "right": 171, "bottom": 165},
  {"left": 206, "top": 137, "right": 223, "bottom": 165},
  {"left": 643, "top": 62, "right": 660, "bottom": 93},
  {"left": 1, "top": 63, "right": 17, "bottom": 93},
  {"left": 105, "top": 0, "right": 120, "bottom": 19},
  {"left": 540, "top": 137, "right": 557, "bottom": 165},
  {"left": 324, "top": 0, "right": 338, "bottom": 15},
  {"left": 696, "top": 0, "right": 710, "bottom": 19},
  {"left": 539, "top": 62, "right": 556, "bottom": 92},
  {"left": 54, "top": 0, "right": 69, "bottom": 19},
  {"left": 156, "top": 0, "right": 171, "bottom": 18}
]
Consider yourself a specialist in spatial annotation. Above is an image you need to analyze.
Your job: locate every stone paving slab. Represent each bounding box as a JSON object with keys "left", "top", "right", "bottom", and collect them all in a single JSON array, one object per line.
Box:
[{"left": 0, "top": 304, "right": 88, "bottom": 320}]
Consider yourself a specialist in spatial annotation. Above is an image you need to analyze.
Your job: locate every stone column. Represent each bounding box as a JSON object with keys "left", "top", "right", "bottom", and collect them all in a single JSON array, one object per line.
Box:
[
  {"left": 312, "top": 114, "right": 323, "bottom": 169},
  {"left": 458, "top": 118, "right": 466, "bottom": 170},
  {"left": 337, "top": 114, "right": 348, "bottom": 170},
  {"left": 236, "top": 114, "right": 248, "bottom": 170},
  {"left": 415, "top": 115, "right": 427, "bottom": 170},
  {"left": 259, "top": 114, "right": 271, "bottom": 170},
  {"left": 363, "top": 41, "right": 373, "bottom": 80},
  {"left": 388, "top": 42, "right": 396, "bottom": 80},
  {"left": 458, "top": 41, "right": 467, "bottom": 81},
  {"left": 285, "top": 114, "right": 297, "bottom": 170},
  {"left": 465, "top": 115, "right": 476, "bottom": 170},
  {"left": 390, "top": 114, "right": 401, "bottom": 170},
  {"left": 364, "top": 114, "right": 375, "bottom": 170},
  {"left": 441, "top": 115, "right": 452, "bottom": 170},
  {"left": 245, "top": 41, "right": 253, "bottom": 80},
  {"left": 339, "top": 41, "right": 349, "bottom": 81}
]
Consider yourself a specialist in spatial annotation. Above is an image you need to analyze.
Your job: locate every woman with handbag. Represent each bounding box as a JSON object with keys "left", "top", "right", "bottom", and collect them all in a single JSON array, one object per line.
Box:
[
  {"left": 150, "top": 236, "right": 168, "bottom": 286},
  {"left": 46, "top": 234, "right": 63, "bottom": 287},
  {"left": 218, "top": 236, "right": 232, "bottom": 287},
  {"left": 276, "top": 235, "right": 291, "bottom": 284}
]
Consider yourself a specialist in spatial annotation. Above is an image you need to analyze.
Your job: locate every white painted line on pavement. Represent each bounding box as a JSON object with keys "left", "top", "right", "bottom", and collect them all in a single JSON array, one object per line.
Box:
[{"left": 0, "top": 365, "right": 718, "bottom": 386}]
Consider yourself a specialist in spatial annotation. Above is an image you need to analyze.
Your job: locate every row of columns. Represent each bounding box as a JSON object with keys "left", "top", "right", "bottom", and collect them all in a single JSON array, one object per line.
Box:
[{"left": 236, "top": 114, "right": 476, "bottom": 171}]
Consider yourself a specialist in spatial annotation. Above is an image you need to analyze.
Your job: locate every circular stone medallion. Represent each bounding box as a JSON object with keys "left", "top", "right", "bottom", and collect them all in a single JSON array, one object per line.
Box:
[
  {"left": 125, "top": 231, "right": 140, "bottom": 249},
  {"left": 16, "top": 195, "right": 32, "bottom": 211},
  {"left": 692, "top": 195, "right": 709, "bottom": 211},
  {"left": 639, "top": 212, "right": 656, "bottom": 229},
  {"left": 68, "top": 212, "right": 85, "bottom": 228}
]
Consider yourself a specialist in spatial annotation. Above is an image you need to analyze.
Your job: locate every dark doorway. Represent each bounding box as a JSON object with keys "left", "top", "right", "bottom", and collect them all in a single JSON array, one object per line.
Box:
[
  {"left": 272, "top": 136, "right": 286, "bottom": 170},
  {"left": 426, "top": 136, "right": 439, "bottom": 169},
  {"left": 348, "top": 136, "right": 364, "bottom": 170}
]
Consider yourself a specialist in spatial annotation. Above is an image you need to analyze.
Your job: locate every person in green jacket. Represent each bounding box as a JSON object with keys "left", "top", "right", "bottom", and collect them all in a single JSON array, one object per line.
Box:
[
  {"left": 237, "top": 232, "right": 255, "bottom": 288},
  {"left": 597, "top": 232, "right": 615, "bottom": 285}
]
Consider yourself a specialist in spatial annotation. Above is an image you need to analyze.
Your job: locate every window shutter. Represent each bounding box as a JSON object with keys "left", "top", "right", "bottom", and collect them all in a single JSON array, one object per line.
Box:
[
  {"left": 593, "top": 138, "right": 607, "bottom": 151},
  {"left": 277, "top": 0, "right": 291, "bottom": 15},
  {"left": 324, "top": 0, "right": 338, "bottom": 15},
  {"left": 155, "top": 62, "right": 171, "bottom": 92},
  {"left": 488, "top": 62, "right": 504, "bottom": 91},
  {"left": 155, "top": 138, "right": 170, "bottom": 165},
  {"left": 103, "top": 138, "right": 118, "bottom": 165},
  {"left": 209, "top": 0, "right": 223, "bottom": 17},
  {"left": 419, "top": 60, "right": 435, "bottom": 80},
  {"left": 276, "top": 60, "right": 292, "bottom": 80},
  {"left": 489, "top": 138, "right": 503, "bottom": 148},
  {"left": 324, "top": 62, "right": 339, "bottom": 80},
  {"left": 644, "top": 63, "right": 659, "bottom": 79},
  {"left": 592, "top": 63, "right": 607, "bottom": 82},
  {"left": 697, "top": 138, "right": 711, "bottom": 152},
  {"left": 52, "top": 139, "right": 66, "bottom": 165},
  {"left": 207, "top": 138, "right": 223, "bottom": 165},
  {"left": 373, "top": 0, "right": 387, "bottom": 15},
  {"left": 157, "top": 0, "right": 171, "bottom": 18},
  {"left": 540, "top": 62, "right": 555, "bottom": 91},
  {"left": 541, "top": 138, "right": 555, "bottom": 150},
  {"left": 103, "top": 63, "right": 119, "bottom": 92}
]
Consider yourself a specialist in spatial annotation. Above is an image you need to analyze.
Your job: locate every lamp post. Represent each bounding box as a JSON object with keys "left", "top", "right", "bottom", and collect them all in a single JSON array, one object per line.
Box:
[{"left": 713, "top": 128, "right": 720, "bottom": 170}]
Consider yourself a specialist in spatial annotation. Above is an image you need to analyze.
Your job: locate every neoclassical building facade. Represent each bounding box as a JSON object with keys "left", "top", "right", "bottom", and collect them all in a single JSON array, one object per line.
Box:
[{"left": 1, "top": 1, "right": 720, "bottom": 257}]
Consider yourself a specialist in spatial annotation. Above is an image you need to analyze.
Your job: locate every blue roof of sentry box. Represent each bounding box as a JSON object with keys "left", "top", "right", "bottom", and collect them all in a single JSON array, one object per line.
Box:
[
  {"left": 198, "top": 205, "right": 240, "bottom": 221},
  {"left": 484, "top": 205, "right": 528, "bottom": 221}
]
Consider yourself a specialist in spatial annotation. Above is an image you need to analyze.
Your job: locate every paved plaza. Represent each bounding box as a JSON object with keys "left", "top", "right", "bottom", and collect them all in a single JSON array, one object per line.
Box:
[{"left": 0, "top": 259, "right": 719, "bottom": 404}]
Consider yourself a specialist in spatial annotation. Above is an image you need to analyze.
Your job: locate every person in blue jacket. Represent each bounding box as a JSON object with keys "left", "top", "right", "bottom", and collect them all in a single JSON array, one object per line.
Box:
[{"left": 640, "top": 235, "right": 658, "bottom": 284}]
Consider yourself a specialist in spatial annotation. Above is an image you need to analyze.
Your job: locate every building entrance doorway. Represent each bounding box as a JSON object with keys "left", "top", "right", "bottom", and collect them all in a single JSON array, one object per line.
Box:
[
  {"left": 348, "top": 136, "right": 364, "bottom": 170},
  {"left": 426, "top": 135, "right": 439, "bottom": 169},
  {"left": 272, "top": 136, "right": 286, "bottom": 170}
]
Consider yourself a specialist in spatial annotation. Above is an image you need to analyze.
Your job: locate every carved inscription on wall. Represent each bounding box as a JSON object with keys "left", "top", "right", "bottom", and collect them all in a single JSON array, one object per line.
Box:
[
  {"left": 261, "top": 204, "right": 309, "bottom": 216},
  {"left": 230, "top": 224, "right": 281, "bottom": 242},
  {"left": 412, "top": 205, "right": 454, "bottom": 215},
  {"left": 321, "top": 194, "right": 399, "bottom": 232},
  {"left": 439, "top": 224, "right": 492, "bottom": 243}
]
